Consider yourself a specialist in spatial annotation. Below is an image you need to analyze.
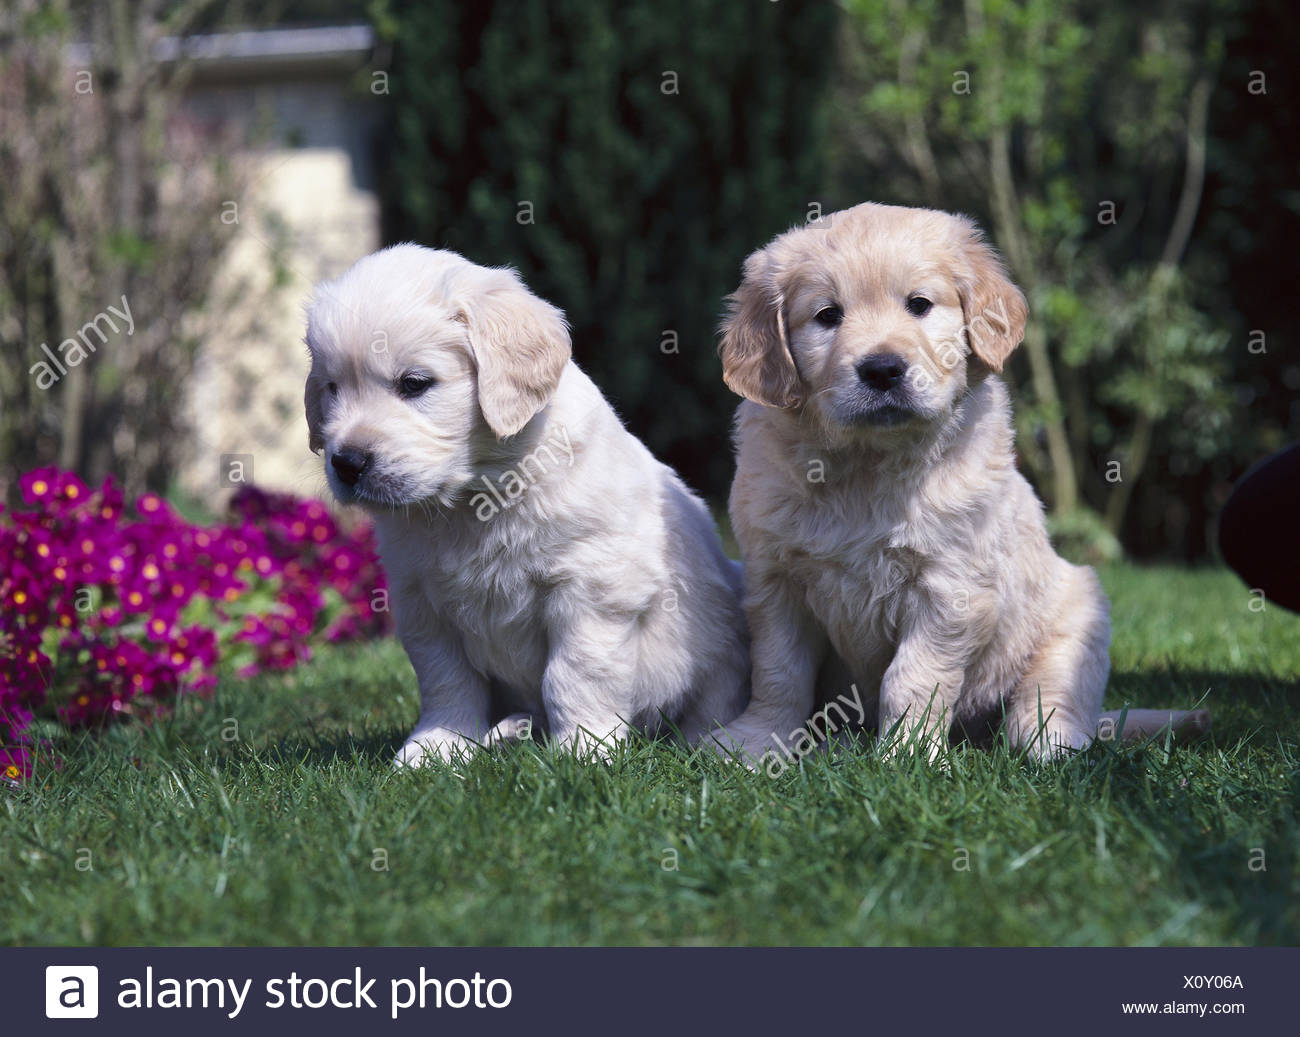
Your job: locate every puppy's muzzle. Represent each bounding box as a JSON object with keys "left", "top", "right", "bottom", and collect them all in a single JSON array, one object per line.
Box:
[{"left": 330, "top": 446, "right": 372, "bottom": 487}]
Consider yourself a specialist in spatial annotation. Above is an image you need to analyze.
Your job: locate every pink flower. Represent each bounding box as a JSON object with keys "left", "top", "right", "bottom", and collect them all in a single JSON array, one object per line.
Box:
[{"left": 1, "top": 466, "right": 391, "bottom": 772}]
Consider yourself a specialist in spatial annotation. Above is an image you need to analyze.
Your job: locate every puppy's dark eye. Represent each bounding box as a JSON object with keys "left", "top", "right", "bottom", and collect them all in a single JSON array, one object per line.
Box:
[
  {"left": 814, "top": 305, "right": 843, "bottom": 328},
  {"left": 397, "top": 373, "right": 437, "bottom": 399},
  {"left": 906, "top": 296, "right": 933, "bottom": 317},
  {"left": 326, "top": 382, "right": 339, "bottom": 396}
]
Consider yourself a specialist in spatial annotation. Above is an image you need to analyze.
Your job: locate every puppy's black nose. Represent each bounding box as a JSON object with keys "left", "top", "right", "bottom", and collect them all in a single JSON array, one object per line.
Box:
[
  {"left": 856, "top": 353, "right": 908, "bottom": 390},
  {"left": 330, "top": 447, "right": 371, "bottom": 486}
]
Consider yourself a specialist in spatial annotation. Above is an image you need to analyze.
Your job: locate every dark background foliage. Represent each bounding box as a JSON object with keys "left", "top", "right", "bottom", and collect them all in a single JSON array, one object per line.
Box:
[{"left": 375, "top": 0, "right": 840, "bottom": 506}]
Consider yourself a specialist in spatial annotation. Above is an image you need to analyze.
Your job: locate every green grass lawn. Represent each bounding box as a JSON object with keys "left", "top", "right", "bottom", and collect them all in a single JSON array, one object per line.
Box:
[{"left": 3, "top": 565, "right": 1297, "bottom": 946}]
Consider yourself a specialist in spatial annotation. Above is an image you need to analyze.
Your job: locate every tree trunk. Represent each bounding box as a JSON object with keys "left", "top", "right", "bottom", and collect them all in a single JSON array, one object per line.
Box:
[
  {"left": 964, "top": 0, "right": 1077, "bottom": 513},
  {"left": 1104, "top": 74, "right": 1212, "bottom": 537},
  {"left": 52, "top": 234, "right": 85, "bottom": 472}
]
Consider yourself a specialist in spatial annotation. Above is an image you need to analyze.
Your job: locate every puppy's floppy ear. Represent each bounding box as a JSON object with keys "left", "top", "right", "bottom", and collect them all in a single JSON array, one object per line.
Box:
[
  {"left": 303, "top": 358, "right": 326, "bottom": 454},
  {"left": 956, "top": 220, "right": 1028, "bottom": 374},
  {"left": 459, "top": 268, "right": 572, "bottom": 438},
  {"left": 719, "top": 247, "right": 803, "bottom": 409}
]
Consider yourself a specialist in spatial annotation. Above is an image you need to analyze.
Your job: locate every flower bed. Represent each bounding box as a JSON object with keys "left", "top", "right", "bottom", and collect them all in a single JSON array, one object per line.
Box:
[{"left": 0, "top": 468, "right": 389, "bottom": 780}]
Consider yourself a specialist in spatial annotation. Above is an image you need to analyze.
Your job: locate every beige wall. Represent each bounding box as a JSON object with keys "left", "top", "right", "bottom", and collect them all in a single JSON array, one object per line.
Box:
[{"left": 177, "top": 72, "right": 381, "bottom": 504}]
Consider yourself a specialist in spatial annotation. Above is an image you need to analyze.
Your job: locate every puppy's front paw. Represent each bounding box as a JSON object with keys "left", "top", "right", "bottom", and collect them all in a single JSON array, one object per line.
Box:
[
  {"left": 708, "top": 718, "right": 789, "bottom": 772},
  {"left": 548, "top": 722, "right": 629, "bottom": 762},
  {"left": 485, "top": 713, "right": 537, "bottom": 747},
  {"left": 392, "top": 730, "right": 481, "bottom": 770},
  {"left": 878, "top": 724, "right": 948, "bottom": 765}
]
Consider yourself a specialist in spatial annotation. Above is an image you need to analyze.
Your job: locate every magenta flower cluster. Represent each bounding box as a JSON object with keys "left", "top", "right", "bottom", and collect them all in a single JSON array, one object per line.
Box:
[{"left": 0, "top": 467, "right": 390, "bottom": 781}]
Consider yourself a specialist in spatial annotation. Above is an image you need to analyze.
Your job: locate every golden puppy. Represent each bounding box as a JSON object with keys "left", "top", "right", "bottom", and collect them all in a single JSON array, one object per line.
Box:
[
  {"left": 304, "top": 245, "right": 748, "bottom": 765},
  {"left": 711, "top": 202, "right": 1203, "bottom": 768}
]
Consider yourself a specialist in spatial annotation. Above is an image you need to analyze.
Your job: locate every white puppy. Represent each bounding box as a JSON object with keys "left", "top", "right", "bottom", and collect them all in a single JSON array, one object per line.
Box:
[
  {"left": 710, "top": 203, "right": 1113, "bottom": 766},
  {"left": 304, "top": 245, "right": 748, "bottom": 765}
]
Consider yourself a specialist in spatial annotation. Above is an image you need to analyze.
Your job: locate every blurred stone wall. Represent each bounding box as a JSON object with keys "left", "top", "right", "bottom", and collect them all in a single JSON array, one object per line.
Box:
[{"left": 173, "top": 27, "right": 382, "bottom": 505}]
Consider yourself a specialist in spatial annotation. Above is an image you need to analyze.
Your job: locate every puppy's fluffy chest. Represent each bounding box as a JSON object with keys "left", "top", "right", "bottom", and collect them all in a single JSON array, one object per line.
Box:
[
  {"left": 377, "top": 506, "right": 555, "bottom": 691},
  {"left": 737, "top": 396, "right": 1014, "bottom": 659},
  {"left": 783, "top": 469, "right": 960, "bottom": 647}
]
